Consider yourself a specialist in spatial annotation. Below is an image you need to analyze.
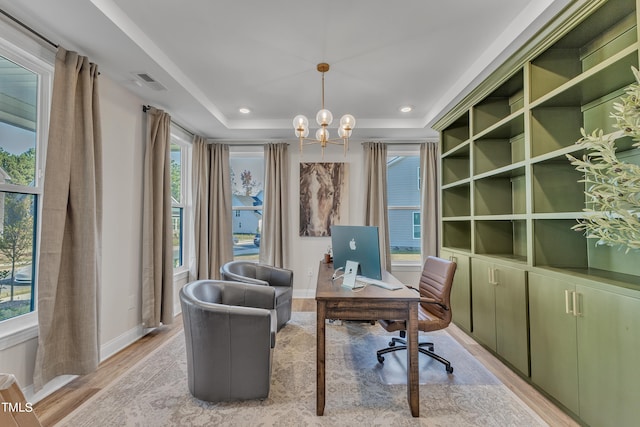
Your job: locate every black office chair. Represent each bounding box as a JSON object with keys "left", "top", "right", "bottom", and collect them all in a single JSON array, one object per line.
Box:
[{"left": 376, "top": 256, "right": 457, "bottom": 373}]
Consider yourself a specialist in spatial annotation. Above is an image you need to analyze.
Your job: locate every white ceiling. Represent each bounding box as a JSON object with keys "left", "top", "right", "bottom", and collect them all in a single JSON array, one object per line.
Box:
[{"left": 0, "top": 0, "right": 570, "bottom": 142}]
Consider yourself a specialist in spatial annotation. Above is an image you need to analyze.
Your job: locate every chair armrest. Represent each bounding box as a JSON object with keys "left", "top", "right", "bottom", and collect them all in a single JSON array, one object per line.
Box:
[
  {"left": 221, "top": 281, "right": 276, "bottom": 310},
  {"left": 221, "top": 269, "right": 269, "bottom": 287},
  {"left": 419, "top": 297, "right": 449, "bottom": 311},
  {"left": 258, "top": 264, "right": 293, "bottom": 287}
]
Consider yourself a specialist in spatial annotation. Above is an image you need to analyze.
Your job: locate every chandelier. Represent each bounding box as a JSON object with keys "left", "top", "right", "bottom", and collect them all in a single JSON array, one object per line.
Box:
[{"left": 293, "top": 63, "right": 356, "bottom": 156}]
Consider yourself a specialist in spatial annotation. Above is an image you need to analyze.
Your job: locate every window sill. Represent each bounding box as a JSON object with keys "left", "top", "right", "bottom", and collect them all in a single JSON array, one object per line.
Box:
[{"left": 0, "top": 313, "right": 38, "bottom": 351}]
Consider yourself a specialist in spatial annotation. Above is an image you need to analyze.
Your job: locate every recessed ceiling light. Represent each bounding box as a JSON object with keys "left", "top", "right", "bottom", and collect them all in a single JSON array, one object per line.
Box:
[
  {"left": 239, "top": 107, "right": 251, "bottom": 114},
  {"left": 400, "top": 106, "right": 413, "bottom": 113}
]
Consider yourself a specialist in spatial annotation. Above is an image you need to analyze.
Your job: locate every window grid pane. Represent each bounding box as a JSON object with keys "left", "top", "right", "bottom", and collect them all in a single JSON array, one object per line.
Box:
[
  {"left": 0, "top": 54, "right": 41, "bottom": 322},
  {"left": 387, "top": 155, "right": 421, "bottom": 263},
  {"left": 0, "top": 192, "right": 36, "bottom": 322},
  {"left": 172, "top": 207, "right": 183, "bottom": 268},
  {"left": 230, "top": 156, "right": 264, "bottom": 261}
]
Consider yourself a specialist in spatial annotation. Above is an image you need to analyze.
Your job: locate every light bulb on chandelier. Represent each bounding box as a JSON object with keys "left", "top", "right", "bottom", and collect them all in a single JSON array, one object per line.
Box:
[{"left": 293, "top": 63, "right": 356, "bottom": 157}]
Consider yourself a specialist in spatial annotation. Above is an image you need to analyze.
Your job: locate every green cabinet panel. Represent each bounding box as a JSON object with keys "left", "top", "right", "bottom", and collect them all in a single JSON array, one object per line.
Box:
[
  {"left": 441, "top": 250, "right": 471, "bottom": 332},
  {"left": 493, "top": 264, "right": 529, "bottom": 376},
  {"left": 471, "top": 258, "right": 529, "bottom": 375},
  {"left": 528, "top": 273, "right": 579, "bottom": 414},
  {"left": 471, "top": 258, "right": 497, "bottom": 350},
  {"left": 529, "top": 272, "right": 640, "bottom": 425},
  {"left": 577, "top": 285, "right": 640, "bottom": 427}
]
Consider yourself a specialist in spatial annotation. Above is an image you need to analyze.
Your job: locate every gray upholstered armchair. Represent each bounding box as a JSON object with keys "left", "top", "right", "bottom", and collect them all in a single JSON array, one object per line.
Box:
[
  {"left": 220, "top": 261, "right": 293, "bottom": 330},
  {"left": 179, "top": 280, "right": 277, "bottom": 402}
]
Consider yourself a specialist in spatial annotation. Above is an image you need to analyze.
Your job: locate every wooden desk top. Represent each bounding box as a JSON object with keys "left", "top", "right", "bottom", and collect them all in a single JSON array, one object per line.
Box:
[{"left": 315, "top": 261, "right": 418, "bottom": 301}]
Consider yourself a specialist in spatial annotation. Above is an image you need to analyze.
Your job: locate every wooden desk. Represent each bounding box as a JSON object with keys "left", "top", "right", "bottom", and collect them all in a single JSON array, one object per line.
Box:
[{"left": 315, "top": 261, "right": 420, "bottom": 417}]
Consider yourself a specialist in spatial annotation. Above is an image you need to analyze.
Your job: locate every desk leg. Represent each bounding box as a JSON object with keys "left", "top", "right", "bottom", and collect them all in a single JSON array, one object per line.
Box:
[
  {"left": 316, "top": 301, "right": 326, "bottom": 416},
  {"left": 407, "top": 301, "right": 419, "bottom": 417}
]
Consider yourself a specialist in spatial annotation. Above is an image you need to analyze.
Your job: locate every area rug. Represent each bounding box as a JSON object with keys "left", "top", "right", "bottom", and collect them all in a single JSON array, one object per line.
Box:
[{"left": 58, "top": 313, "right": 546, "bottom": 426}]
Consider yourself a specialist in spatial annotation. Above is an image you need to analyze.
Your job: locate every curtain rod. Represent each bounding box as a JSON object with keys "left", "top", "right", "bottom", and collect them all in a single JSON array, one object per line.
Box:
[
  {"left": 0, "top": 9, "right": 58, "bottom": 49},
  {"left": 142, "top": 105, "right": 194, "bottom": 138}
]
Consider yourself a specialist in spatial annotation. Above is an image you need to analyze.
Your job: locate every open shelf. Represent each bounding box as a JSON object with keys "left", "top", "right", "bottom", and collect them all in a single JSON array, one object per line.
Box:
[
  {"left": 474, "top": 167, "right": 526, "bottom": 216},
  {"left": 442, "top": 143, "right": 470, "bottom": 185},
  {"left": 474, "top": 112, "right": 525, "bottom": 175},
  {"left": 442, "top": 184, "right": 470, "bottom": 218},
  {"left": 530, "top": 106, "right": 583, "bottom": 157},
  {"left": 442, "top": 220, "right": 471, "bottom": 252},
  {"left": 534, "top": 219, "right": 587, "bottom": 268},
  {"left": 532, "top": 47, "right": 638, "bottom": 109},
  {"left": 473, "top": 70, "right": 524, "bottom": 135},
  {"left": 442, "top": 111, "right": 470, "bottom": 153},
  {"left": 475, "top": 219, "right": 527, "bottom": 261},
  {"left": 532, "top": 158, "right": 584, "bottom": 213},
  {"left": 530, "top": 0, "right": 637, "bottom": 101}
]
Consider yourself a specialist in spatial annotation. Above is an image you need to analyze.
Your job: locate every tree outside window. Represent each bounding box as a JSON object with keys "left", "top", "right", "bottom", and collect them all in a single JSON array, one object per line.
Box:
[{"left": 230, "top": 154, "right": 264, "bottom": 261}]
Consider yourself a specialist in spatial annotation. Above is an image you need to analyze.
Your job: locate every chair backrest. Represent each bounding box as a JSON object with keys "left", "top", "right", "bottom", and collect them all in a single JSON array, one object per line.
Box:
[
  {"left": 221, "top": 261, "right": 258, "bottom": 279},
  {"left": 418, "top": 256, "right": 457, "bottom": 325}
]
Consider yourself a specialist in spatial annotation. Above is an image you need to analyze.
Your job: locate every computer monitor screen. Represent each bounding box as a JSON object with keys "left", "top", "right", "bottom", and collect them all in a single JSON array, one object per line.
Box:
[{"left": 330, "top": 225, "right": 382, "bottom": 280}]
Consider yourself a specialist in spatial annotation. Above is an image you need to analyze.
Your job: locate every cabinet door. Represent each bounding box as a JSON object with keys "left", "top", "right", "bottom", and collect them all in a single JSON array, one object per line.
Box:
[
  {"left": 528, "top": 273, "right": 579, "bottom": 414},
  {"left": 494, "top": 264, "right": 529, "bottom": 375},
  {"left": 577, "top": 286, "right": 640, "bottom": 427},
  {"left": 443, "top": 251, "right": 472, "bottom": 332},
  {"left": 470, "top": 258, "right": 496, "bottom": 350}
]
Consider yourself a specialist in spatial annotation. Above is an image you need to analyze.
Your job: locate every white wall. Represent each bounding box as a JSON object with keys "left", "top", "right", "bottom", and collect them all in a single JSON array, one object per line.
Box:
[
  {"left": 98, "top": 76, "right": 146, "bottom": 355},
  {"left": 0, "top": 74, "right": 148, "bottom": 401},
  {"left": 287, "top": 144, "right": 422, "bottom": 298}
]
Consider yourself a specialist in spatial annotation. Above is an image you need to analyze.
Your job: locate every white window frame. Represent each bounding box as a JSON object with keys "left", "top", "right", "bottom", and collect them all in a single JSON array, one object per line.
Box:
[
  {"left": 0, "top": 26, "right": 53, "bottom": 348},
  {"left": 230, "top": 147, "right": 264, "bottom": 260},
  {"left": 169, "top": 124, "right": 192, "bottom": 278},
  {"left": 387, "top": 146, "right": 421, "bottom": 267}
]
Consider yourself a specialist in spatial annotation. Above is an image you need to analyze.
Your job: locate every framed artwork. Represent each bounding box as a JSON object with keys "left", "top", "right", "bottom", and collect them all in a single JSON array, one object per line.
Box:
[{"left": 299, "top": 162, "right": 348, "bottom": 237}]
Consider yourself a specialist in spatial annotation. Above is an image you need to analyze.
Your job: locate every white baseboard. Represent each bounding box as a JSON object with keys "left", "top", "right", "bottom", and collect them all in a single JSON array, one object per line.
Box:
[
  {"left": 293, "top": 288, "right": 315, "bottom": 299},
  {"left": 24, "top": 324, "right": 147, "bottom": 404},
  {"left": 99, "top": 324, "right": 146, "bottom": 362},
  {"left": 25, "top": 374, "right": 77, "bottom": 404}
]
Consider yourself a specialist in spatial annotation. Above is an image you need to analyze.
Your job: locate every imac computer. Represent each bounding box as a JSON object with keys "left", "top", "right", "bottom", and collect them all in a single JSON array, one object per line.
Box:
[{"left": 330, "top": 225, "right": 382, "bottom": 280}]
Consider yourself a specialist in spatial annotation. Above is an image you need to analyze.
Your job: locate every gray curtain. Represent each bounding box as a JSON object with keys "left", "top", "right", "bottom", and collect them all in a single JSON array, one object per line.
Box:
[
  {"left": 141, "top": 107, "right": 173, "bottom": 328},
  {"left": 190, "top": 135, "right": 210, "bottom": 280},
  {"left": 420, "top": 142, "right": 440, "bottom": 260},
  {"left": 260, "top": 143, "right": 289, "bottom": 267},
  {"left": 34, "top": 47, "right": 102, "bottom": 390},
  {"left": 362, "top": 142, "right": 392, "bottom": 272},
  {"left": 208, "top": 143, "right": 233, "bottom": 278}
]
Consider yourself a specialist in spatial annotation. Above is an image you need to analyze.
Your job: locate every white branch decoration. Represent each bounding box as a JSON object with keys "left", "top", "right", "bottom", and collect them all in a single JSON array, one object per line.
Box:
[{"left": 566, "top": 66, "right": 640, "bottom": 252}]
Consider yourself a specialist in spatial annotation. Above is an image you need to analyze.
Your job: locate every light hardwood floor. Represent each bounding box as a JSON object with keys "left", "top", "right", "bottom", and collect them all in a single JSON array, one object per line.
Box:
[{"left": 34, "top": 299, "right": 578, "bottom": 426}]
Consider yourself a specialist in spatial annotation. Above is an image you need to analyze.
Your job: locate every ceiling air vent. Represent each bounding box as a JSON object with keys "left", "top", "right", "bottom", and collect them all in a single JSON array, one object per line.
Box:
[{"left": 134, "top": 72, "right": 167, "bottom": 91}]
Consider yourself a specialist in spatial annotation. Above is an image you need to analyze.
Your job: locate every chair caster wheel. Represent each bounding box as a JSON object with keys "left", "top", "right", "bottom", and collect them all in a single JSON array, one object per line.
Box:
[
  {"left": 377, "top": 355, "right": 385, "bottom": 364},
  {"left": 446, "top": 366, "right": 454, "bottom": 374}
]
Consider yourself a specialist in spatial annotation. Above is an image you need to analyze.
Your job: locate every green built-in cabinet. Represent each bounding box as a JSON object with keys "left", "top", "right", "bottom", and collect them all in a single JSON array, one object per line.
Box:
[
  {"left": 440, "top": 250, "right": 471, "bottom": 332},
  {"left": 529, "top": 272, "right": 640, "bottom": 426},
  {"left": 470, "top": 258, "right": 529, "bottom": 376},
  {"left": 435, "top": 0, "right": 640, "bottom": 425}
]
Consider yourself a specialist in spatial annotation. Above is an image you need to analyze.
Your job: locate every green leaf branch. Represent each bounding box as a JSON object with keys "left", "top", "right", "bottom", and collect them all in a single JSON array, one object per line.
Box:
[{"left": 566, "top": 67, "right": 640, "bottom": 252}]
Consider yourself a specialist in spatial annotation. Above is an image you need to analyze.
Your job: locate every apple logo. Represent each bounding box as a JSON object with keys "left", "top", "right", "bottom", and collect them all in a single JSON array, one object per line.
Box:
[{"left": 349, "top": 238, "right": 357, "bottom": 250}]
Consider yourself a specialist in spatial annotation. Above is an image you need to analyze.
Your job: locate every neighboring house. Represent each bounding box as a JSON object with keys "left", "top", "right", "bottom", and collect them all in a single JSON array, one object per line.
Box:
[
  {"left": 387, "top": 156, "right": 420, "bottom": 251},
  {"left": 232, "top": 190, "right": 263, "bottom": 235}
]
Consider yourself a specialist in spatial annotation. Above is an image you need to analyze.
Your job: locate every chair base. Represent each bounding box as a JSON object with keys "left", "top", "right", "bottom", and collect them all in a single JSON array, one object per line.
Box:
[{"left": 376, "top": 337, "right": 454, "bottom": 374}]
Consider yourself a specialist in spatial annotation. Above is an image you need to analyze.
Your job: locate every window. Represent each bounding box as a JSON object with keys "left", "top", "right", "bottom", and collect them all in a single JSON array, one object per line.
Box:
[
  {"left": 230, "top": 151, "right": 263, "bottom": 261},
  {"left": 170, "top": 125, "right": 191, "bottom": 271},
  {"left": 387, "top": 153, "right": 421, "bottom": 264},
  {"left": 0, "top": 45, "right": 51, "bottom": 326}
]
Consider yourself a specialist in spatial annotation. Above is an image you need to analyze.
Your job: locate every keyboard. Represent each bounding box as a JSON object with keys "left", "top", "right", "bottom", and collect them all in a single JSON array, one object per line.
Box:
[{"left": 355, "top": 276, "right": 403, "bottom": 290}]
